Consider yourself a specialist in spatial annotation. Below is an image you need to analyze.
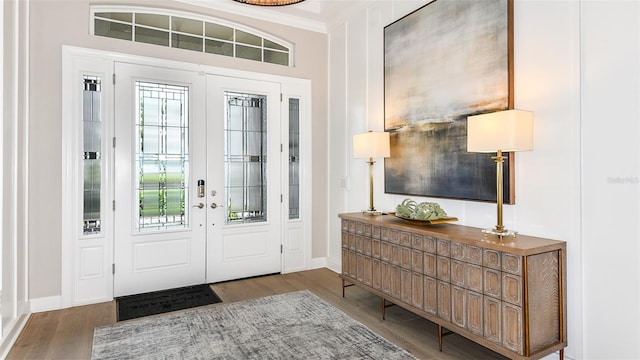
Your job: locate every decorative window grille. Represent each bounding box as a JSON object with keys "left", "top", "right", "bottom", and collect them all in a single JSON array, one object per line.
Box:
[
  {"left": 83, "top": 76, "right": 102, "bottom": 235},
  {"left": 224, "top": 92, "right": 268, "bottom": 224},
  {"left": 288, "top": 98, "right": 300, "bottom": 219},
  {"left": 135, "top": 81, "right": 190, "bottom": 231},
  {"left": 91, "top": 6, "right": 293, "bottom": 66}
]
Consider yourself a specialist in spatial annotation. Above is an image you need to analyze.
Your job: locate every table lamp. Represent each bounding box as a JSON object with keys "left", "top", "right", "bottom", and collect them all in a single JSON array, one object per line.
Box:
[
  {"left": 353, "top": 130, "right": 390, "bottom": 215},
  {"left": 467, "top": 109, "right": 533, "bottom": 237}
]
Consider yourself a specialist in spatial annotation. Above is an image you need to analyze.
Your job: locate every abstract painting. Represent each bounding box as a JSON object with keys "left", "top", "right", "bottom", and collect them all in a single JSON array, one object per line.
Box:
[{"left": 384, "top": 0, "right": 514, "bottom": 203}]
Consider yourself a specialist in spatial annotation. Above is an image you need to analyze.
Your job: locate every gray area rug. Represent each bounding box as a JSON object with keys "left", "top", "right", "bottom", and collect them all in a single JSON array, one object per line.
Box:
[{"left": 92, "top": 290, "right": 416, "bottom": 359}]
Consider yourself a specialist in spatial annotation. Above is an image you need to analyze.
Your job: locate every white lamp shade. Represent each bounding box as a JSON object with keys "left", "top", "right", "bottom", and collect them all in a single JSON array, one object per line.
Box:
[
  {"left": 467, "top": 109, "right": 534, "bottom": 153},
  {"left": 353, "top": 131, "right": 391, "bottom": 159}
]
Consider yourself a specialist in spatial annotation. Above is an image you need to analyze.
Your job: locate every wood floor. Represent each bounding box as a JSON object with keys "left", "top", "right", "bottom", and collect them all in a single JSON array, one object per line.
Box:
[{"left": 7, "top": 268, "right": 507, "bottom": 360}]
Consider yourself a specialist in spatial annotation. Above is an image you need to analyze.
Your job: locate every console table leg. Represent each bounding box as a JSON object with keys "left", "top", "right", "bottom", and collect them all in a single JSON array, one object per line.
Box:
[
  {"left": 438, "top": 325, "right": 443, "bottom": 351},
  {"left": 560, "top": 349, "right": 564, "bottom": 360},
  {"left": 381, "top": 298, "right": 386, "bottom": 320},
  {"left": 341, "top": 278, "right": 345, "bottom": 298}
]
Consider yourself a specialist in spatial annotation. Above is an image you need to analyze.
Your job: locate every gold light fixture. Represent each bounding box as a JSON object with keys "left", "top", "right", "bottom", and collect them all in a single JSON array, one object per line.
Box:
[
  {"left": 233, "top": 0, "right": 305, "bottom": 6},
  {"left": 467, "top": 109, "right": 533, "bottom": 237},
  {"left": 353, "top": 131, "right": 391, "bottom": 215}
]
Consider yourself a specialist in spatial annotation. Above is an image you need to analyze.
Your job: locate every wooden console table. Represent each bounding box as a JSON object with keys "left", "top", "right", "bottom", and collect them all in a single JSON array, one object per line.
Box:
[{"left": 338, "top": 212, "right": 567, "bottom": 360}]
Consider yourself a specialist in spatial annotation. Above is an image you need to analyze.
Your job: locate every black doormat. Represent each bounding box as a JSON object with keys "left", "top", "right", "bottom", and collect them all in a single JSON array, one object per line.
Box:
[{"left": 116, "top": 284, "right": 222, "bottom": 322}]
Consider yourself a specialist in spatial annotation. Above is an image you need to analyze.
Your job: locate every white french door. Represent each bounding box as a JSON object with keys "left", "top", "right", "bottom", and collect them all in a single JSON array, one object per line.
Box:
[
  {"left": 62, "top": 49, "right": 312, "bottom": 306},
  {"left": 206, "top": 75, "right": 282, "bottom": 283},
  {"left": 113, "top": 64, "right": 283, "bottom": 296},
  {"left": 113, "top": 63, "right": 207, "bottom": 297}
]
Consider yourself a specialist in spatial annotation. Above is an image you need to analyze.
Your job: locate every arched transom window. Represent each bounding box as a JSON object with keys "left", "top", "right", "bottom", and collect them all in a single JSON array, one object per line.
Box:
[{"left": 90, "top": 6, "right": 293, "bottom": 66}]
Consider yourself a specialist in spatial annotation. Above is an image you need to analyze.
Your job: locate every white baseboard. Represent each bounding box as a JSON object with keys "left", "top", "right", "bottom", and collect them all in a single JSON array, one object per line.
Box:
[
  {"left": 311, "top": 257, "right": 327, "bottom": 269},
  {"left": 30, "top": 295, "right": 62, "bottom": 313},
  {"left": 325, "top": 256, "right": 341, "bottom": 273},
  {"left": 0, "top": 312, "right": 30, "bottom": 359}
]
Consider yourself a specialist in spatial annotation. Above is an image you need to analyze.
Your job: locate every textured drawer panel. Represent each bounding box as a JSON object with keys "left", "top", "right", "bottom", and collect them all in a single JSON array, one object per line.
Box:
[
  {"left": 371, "top": 225, "right": 381, "bottom": 239},
  {"left": 502, "top": 273, "right": 522, "bottom": 306},
  {"left": 390, "top": 245, "right": 400, "bottom": 265},
  {"left": 342, "top": 231, "right": 348, "bottom": 248},
  {"left": 484, "top": 296, "right": 502, "bottom": 345},
  {"left": 411, "top": 233, "right": 423, "bottom": 250},
  {"left": 348, "top": 233, "right": 356, "bottom": 251},
  {"left": 423, "top": 276, "right": 438, "bottom": 315},
  {"left": 390, "top": 230, "right": 400, "bottom": 244},
  {"left": 502, "top": 253, "right": 522, "bottom": 275},
  {"left": 341, "top": 248, "right": 349, "bottom": 275},
  {"left": 348, "top": 220, "right": 356, "bottom": 233},
  {"left": 424, "top": 253, "right": 437, "bottom": 278},
  {"left": 437, "top": 239, "right": 451, "bottom": 257},
  {"left": 363, "top": 223, "right": 372, "bottom": 237},
  {"left": 356, "top": 235, "right": 364, "bottom": 253},
  {"left": 355, "top": 222, "right": 364, "bottom": 235},
  {"left": 381, "top": 227, "right": 390, "bottom": 241},
  {"left": 424, "top": 236, "right": 437, "bottom": 253},
  {"left": 451, "top": 242, "right": 465, "bottom": 260},
  {"left": 342, "top": 220, "right": 349, "bottom": 231},
  {"left": 503, "top": 303, "right": 523, "bottom": 354},
  {"left": 363, "top": 237, "right": 372, "bottom": 256},
  {"left": 372, "top": 258, "right": 381, "bottom": 290},
  {"left": 484, "top": 268, "right": 502, "bottom": 298},
  {"left": 381, "top": 242, "right": 390, "bottom": 262},
  {"left": 451, "top": 285, "right": 466, "bottom": 328},
  {"left": 412, "top": 272, "right": 424, "bottom": 309},
  {"left": 348, "top": 251, "right": 357, "bottom": 278},
  {"left": 411, "top": 249, "right": 423, "bottom": 273},
  {"left": 372, "top": 239, "right": 381, "bottom": 258},
  {"left": 466, "top": 245, "right": 483, "bottom": 265},
  {"left": 437, "top": 281, "right": 451, "bottom": 321},
  {"left": 484, "top": 249, "right": 501, "bottom": 269},
  {"left": 400, "top": 231, "right": 412, "bottom": 247},
  {"left": 381, "top": 262, "right": 391, "bottom": 294},
  {"left": 466, "top": 263, "right": 483, "bottom": 292},
  {"left": 437, "top": 256, "right": 451, "bottom": 282},
  {"left": 401, "top": 268, "right": 412, "bottom": 304},
  {"left": 466, "top": 290, "right": 484, "bottom": 336},
  {"left": 451, "top": 259, "right": 465, "bottom": 287},
  {"left": 400, "top": 247, "right": 411, "bottom": 269}
]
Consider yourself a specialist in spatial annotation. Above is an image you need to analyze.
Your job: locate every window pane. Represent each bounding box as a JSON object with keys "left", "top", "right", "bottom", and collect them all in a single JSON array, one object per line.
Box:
[
  {"left": 264, "top": 39, "right": 287, "bottom": 51},
  {"left": 205, "top": 39, "right": 233, "bottom": 57},
  {"left": 95, "top": 19, "right": 132, "bottom": 41},
  {"left": 172, "top": 16, "right": 203, "bottom": 36},
  {"left": 172, "top": 33, "right": 203, "bottom": 52},
  {"left": 288, "top": 99, "right": 300, "bottom": 219},
  {"left": 136, "top": 81, "right": 190, "bottom": 231},
  {"left": 95, "top": 12, "right": 132, "bottom": 22},
  {"left": 236, "top": 44, "right": 261, "bottom": 61},
  {"left": 136, "top": 13, "right": 169, "bottom": 29},
  {"left": 224, "top": 93, "right": 267, "bottom": 224},
  {"left": 205, "top": 23, "right": 233, "bottom": 41},
  {"left": 82, "top": 76, "right": 102, "bottom": 234},
  {"left": 236, "top": 29, "right": 262, "bottom": 46},
  {"left": 264, "top": 50, "right": 289, "bottom": 66},
  {"left": 135, "top": 26, "right": 169, "bottom": 47}
]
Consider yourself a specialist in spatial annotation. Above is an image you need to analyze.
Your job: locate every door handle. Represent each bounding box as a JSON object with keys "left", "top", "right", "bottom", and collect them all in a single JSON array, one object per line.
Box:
[{"left": 192, "top": 203, "right": 205, "bottom": 209}]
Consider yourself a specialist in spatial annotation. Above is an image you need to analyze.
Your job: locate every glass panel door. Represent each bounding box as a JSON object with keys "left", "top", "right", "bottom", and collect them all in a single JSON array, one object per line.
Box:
[
  {"left": 135, "top": 81, "right": 190, "bottom": 231},
  {"left": 224, "top": 93, "right": 268, "bottom": 224}
]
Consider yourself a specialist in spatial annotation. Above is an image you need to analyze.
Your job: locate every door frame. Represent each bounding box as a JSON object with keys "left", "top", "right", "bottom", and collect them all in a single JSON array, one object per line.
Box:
[{"left": 61, "top": 46, "right": 312, "bottom": 307}]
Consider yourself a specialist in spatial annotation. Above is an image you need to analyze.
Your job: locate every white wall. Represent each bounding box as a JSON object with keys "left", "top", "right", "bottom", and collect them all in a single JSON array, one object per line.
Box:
[
  {"left": 581, "top": 1, "right": 640, "bottom": 359},
  {"left": 1, "top": 0, "right": 31, "bottom": 356},
  {"left": 327, "top": 0, "right": 639, "bottom": 359}
]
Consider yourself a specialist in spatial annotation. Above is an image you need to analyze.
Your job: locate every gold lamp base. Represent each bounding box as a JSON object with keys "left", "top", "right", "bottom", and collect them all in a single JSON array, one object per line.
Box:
[
  {"left": 362, "top": 210, "right": 383, "bottom": 216},
  {"left": 481, "top": 228, "right": 517, "bottom": 238}
]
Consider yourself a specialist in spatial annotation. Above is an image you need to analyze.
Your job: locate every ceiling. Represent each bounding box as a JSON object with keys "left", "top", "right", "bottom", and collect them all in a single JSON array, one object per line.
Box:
[{"left": 176, "top": 0, "right": 372, "bottom": 33}]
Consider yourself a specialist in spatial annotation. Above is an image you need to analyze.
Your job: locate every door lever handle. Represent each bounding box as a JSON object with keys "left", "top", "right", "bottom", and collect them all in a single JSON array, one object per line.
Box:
[{"left": 192, "top": 203, "right": 205, "bottom": 209}]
